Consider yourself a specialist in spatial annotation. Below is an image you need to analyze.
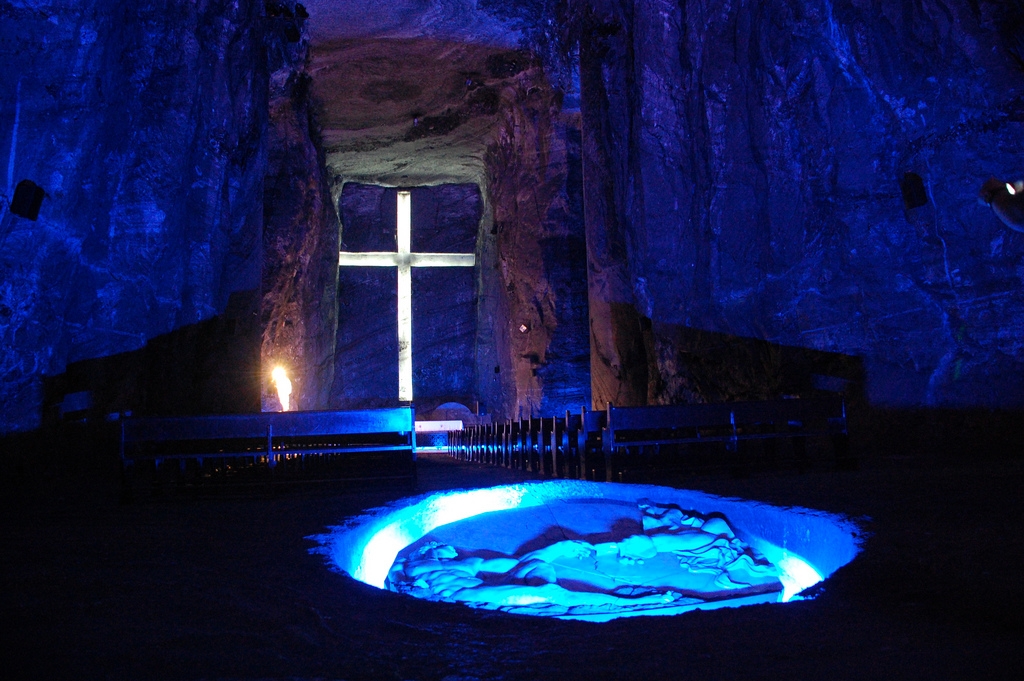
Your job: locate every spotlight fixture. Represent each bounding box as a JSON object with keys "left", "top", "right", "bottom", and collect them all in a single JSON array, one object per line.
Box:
[{"left": 979, "top": 177, "right": 1024, "bottom": 232}]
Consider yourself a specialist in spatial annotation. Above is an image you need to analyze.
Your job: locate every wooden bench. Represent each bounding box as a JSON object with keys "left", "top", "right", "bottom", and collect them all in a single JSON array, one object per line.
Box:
[
  {"left": 602, "top": 396, "right": 849, "bottom": 479},
  {"left": 120, "top": 408, "right": 416, "bottom": 495},
  {"left": 450, "top": 420, "right": 501, "bottom": 466},
  {"left": 445, "top": 397, "right": 849, "bottom": 480},
  {"left": 573, "top": 407, "right": 607, "bottom": 480},
  {"left": 537, "top": 410, "right": 595, "bottom": 480},
  {"left": 449, "top": 407, "right": 605, "bottom": 481},
  {"left": 451, "top": 415, "right": 566, "bottom": 476}
]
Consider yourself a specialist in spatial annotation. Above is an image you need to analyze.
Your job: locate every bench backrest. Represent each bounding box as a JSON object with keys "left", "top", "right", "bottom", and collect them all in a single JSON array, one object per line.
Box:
[
  {"left": 581, "top": 408, "right": 607, "bottom": 434},
  {"left": 607, "top": 402, "right": 735, "bottom": 432},
  {"left": 607, "top": 396, "right": 845, "bottom": 436},
  {"left": 122, "top": 408, "right": 415, "bottom": 445},
  {"left": 728, "top": 396, "right": 844, "bottom": 426}
]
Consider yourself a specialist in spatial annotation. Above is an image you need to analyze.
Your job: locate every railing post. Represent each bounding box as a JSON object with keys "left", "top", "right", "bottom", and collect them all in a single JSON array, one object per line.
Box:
[
  {"left": 518, "top": 419, "right": 527, "bottom": 470},
  {"left": 579, "top": 407, "right": 588, "bottom": 481},
  {"left": 550, "top": 416, "right": 559, "bottom": 478},
  {"left": 536, "top": 418, "right": 545, "bottom": 476},
  {"left": 267, "top": 422, "right": 275, "bottom": 469},
  {"left": 489, "top": 423, "right": 496, "bottom": 465},
  {"left": 604, "top": 403, "right": 614, "bottom": 483},
  {"left": 833, "top": 397, "right": 854, "bottom": 469},
  {"left": 503, "top": 421, "right": 511, "bottom": 468}
]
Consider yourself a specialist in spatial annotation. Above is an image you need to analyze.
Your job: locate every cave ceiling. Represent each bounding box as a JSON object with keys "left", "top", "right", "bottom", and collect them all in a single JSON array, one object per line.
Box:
[{"left": 302, "top": 1, "right": 530, "bottom": 188}]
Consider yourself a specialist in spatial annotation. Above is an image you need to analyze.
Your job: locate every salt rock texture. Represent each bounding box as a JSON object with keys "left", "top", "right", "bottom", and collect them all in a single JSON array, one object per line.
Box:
[
  {"left": 0, "top": 0, "right": 267, "bottom": 430},
  {"left": 300, "top": 0, "right": 522, "bottom": 46},
  {"left": 576, "top": 0, "right": 1024, "bottom": 408},
  {"left": 311, "top": 9, "right": 589, "bottom": 418},
  {"left": 261, "top": 15, "right": 339, "bottom": 412},
  {"left": 4, "top": 0, "right": 1024, "bottom": 431},
  {"left": 486, "top": 71, "right": 591, "bottom": 417}
]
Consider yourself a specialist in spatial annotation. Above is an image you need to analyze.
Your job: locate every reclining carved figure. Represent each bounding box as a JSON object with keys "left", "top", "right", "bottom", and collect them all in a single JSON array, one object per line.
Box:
[{"left": 386, "top": 501, "right": 782, "bottom": 616}]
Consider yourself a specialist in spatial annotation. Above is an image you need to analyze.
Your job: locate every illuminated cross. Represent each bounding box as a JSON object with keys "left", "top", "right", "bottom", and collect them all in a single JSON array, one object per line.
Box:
[{"left": 338, "top": 191, "right": 475, "bottom": 402}]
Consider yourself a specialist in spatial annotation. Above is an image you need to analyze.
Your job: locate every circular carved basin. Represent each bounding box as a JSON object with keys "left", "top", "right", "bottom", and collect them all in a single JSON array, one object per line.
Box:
[{"left": 313, "top": 481, "right": 861, "bottom": 621}]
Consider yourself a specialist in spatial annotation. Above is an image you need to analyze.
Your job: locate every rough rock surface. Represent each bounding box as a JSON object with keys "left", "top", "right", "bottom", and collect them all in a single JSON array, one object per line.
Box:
[
  {"left": 577, "top": 0, "right": 1024, "bottom": 408},
  {"left": 577, "top": 3, "right": 652, "bottom": 409},
  {"left": 0, "top": 0, "right": 266, "bottom": 429},
  {"left": 306, "top": 0, "right": 578, "bottom": 190},
  {"left": 310, "top": 8, "right": 589, "bottom": 419},
  {"left": 485, "top": 69, "right": 591, "bottom": 417},
  {"left": 0, "top": 0, "right": 587, "bottom": 429},
  {"left": 6, "top": 0, "right": 1024, "bottom": 431},
  {"left": 261, "top": 18, "right": 339, "bottom": 411}
]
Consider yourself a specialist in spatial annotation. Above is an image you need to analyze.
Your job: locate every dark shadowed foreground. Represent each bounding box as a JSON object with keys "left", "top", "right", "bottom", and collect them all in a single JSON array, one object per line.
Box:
[{"left": 2, "top": 437, "right": 1022, "bottom": 680}]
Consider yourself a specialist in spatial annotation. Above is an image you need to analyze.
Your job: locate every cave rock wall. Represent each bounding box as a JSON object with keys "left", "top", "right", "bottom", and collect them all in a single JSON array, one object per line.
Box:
[
  {"left": 260, "top": 17, "right": 339, "bottom": 412},
  {"left": 577, "top": 0, "right": 1024, "bottom": 408},
  {"left": 486, "top": 65, "right": 591, "bottom": 418},
  {"left": 0, "top": 0, "right": 267, "bottom": 430}
]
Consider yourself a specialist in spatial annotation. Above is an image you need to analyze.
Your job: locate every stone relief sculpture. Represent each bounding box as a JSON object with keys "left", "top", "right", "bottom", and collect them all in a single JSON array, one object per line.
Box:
[{"left": 386, "top": 501, "right": 783, "bottom": 617}]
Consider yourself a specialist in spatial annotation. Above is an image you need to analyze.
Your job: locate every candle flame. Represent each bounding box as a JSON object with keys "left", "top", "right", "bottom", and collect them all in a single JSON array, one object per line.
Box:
[{"left": 271, "top": 366, "right": 292, "bottom": 412}]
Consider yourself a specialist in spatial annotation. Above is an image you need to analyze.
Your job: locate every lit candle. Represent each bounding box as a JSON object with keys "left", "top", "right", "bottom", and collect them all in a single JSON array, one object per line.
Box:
[{"left": 271, "top": 366, "right": 292, "bottom": 412}]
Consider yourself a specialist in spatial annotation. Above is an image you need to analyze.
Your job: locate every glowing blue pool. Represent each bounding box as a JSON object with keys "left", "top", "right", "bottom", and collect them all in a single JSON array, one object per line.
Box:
[{"left": 313, "top": 481, "right": 861, "bottom": 621}]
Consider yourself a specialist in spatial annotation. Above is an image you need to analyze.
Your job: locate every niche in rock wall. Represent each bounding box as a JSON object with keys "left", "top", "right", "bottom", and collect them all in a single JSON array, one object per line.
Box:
[{"left": 332, "top": 183, "right": 481, "bottom": 410}]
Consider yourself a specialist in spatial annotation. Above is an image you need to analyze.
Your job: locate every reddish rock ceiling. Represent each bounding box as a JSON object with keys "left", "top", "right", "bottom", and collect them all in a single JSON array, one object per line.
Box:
[{"left": 303, "top": 2, "right": 526, "bottom": 187}]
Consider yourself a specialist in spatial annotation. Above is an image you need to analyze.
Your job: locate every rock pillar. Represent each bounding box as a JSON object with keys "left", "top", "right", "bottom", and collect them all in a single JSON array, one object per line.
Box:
[
  {"left": 577, "top": 0, "right": 649, "bottom": 409},
  {"left": 260, "top": 21, "right": 339, "bottom": 411}
]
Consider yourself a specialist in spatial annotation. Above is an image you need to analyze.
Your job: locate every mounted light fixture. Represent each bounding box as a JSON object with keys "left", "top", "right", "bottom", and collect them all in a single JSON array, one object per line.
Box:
[{"left": 979, "top": 177, "right": 1024, "bottom": 232}]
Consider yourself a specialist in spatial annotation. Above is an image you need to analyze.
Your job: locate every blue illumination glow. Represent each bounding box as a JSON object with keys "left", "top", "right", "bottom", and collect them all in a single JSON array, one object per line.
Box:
[{"left": 312, "top": 481, "right": 860, "bottom": 621}]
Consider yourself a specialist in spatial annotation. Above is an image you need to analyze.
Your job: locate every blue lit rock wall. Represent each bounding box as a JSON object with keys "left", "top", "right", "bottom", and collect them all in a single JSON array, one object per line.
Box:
[
  {"left": 485, "top": 65, "right": 591, "bottom": 418},
  {"left": 0, "top": 1, "right": 266, "bottom": 430},
  {"left": 260, "top": 16, "right": 339, "bottom": 411},
  {"left": 577, "top": 0, "right": 1024, "bottom": 408}
]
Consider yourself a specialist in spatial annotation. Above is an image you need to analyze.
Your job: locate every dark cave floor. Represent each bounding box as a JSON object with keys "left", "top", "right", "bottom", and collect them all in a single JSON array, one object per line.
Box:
[{"left": 2, "top": 439, "right": 1023, "bottom": 680}]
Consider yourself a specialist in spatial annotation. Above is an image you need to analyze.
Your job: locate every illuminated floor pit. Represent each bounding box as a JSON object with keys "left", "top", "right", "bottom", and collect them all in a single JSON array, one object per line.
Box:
[{"left": 316, "top": 481, "right": 861, "bottom": 622}]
